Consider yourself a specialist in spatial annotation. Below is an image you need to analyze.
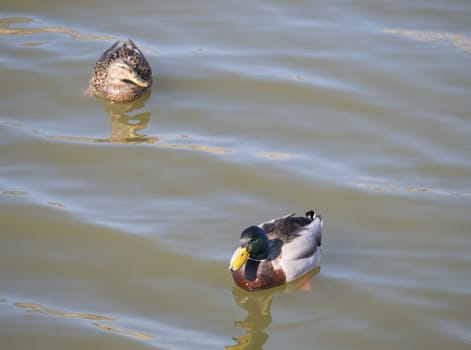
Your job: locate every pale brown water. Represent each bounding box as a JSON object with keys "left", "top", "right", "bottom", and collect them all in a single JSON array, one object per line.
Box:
[{"left": 1, "top": 1, "right": 470, "bottom": 349}]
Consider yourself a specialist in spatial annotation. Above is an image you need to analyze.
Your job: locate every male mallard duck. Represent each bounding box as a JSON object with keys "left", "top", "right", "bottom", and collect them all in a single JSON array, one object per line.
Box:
[
  {"left": 229, "top": 210, "right": 323, "bottom": 291},
  {"left": 90, "top": 39, "right": 152, "bottom": 103}
]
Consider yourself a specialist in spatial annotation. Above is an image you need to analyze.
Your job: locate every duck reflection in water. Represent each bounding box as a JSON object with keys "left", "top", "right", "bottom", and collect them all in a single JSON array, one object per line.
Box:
[
  {"left": 227, "top": 267, "right": 320, "bottom": 350},
  {"left": 104, "top": 91, "right": 157, "bottom": 144}
]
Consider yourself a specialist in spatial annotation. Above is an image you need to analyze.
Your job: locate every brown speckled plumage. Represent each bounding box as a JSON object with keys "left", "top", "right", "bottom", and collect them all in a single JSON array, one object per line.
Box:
[{"left": 90, "top": 40, "right": 152, "bottom": 103}]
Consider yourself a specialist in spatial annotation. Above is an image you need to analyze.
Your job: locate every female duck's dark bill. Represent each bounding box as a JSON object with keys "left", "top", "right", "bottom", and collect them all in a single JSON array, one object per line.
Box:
[{"left": 122, "top": 74, "right": 150, "bottom": 87}]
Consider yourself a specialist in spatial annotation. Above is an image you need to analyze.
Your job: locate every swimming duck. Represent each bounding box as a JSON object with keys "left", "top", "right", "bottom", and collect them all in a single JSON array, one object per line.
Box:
[
  {"left": 229, "top": 210, "right": 323, "bottom": 291},
  {"left": 90, "top": 39, "right": 152, "bottom": 103}
]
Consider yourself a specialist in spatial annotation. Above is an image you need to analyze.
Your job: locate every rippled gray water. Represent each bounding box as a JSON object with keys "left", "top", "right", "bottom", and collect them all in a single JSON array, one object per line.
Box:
[{"left": 1, "top": 1, "right": 470, "bottom": 349}]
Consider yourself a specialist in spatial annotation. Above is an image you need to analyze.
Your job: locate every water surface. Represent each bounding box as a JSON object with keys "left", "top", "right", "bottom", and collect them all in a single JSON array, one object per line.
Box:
[{"left": 1, "top": 1, "right": 470, "bottom": 349}]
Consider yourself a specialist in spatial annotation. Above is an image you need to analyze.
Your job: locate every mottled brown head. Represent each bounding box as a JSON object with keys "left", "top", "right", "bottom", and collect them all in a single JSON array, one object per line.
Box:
[{"left": 91, "top": 40, "right": 152, "bottom": 103}]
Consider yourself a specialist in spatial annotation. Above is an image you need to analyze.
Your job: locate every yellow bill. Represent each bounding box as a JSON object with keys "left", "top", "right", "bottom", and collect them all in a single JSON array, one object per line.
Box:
[{"left": 229, "top": 246, "right": 249, "bottom": 271}]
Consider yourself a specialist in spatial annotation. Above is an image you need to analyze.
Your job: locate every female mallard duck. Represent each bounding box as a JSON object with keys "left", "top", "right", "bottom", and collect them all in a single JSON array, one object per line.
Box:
[
  {"left": 90, "top": 39, "right": 152, "bottom": 103},
  {"left": 229, "top": 210, "right": 323, "bottom": 291}
]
